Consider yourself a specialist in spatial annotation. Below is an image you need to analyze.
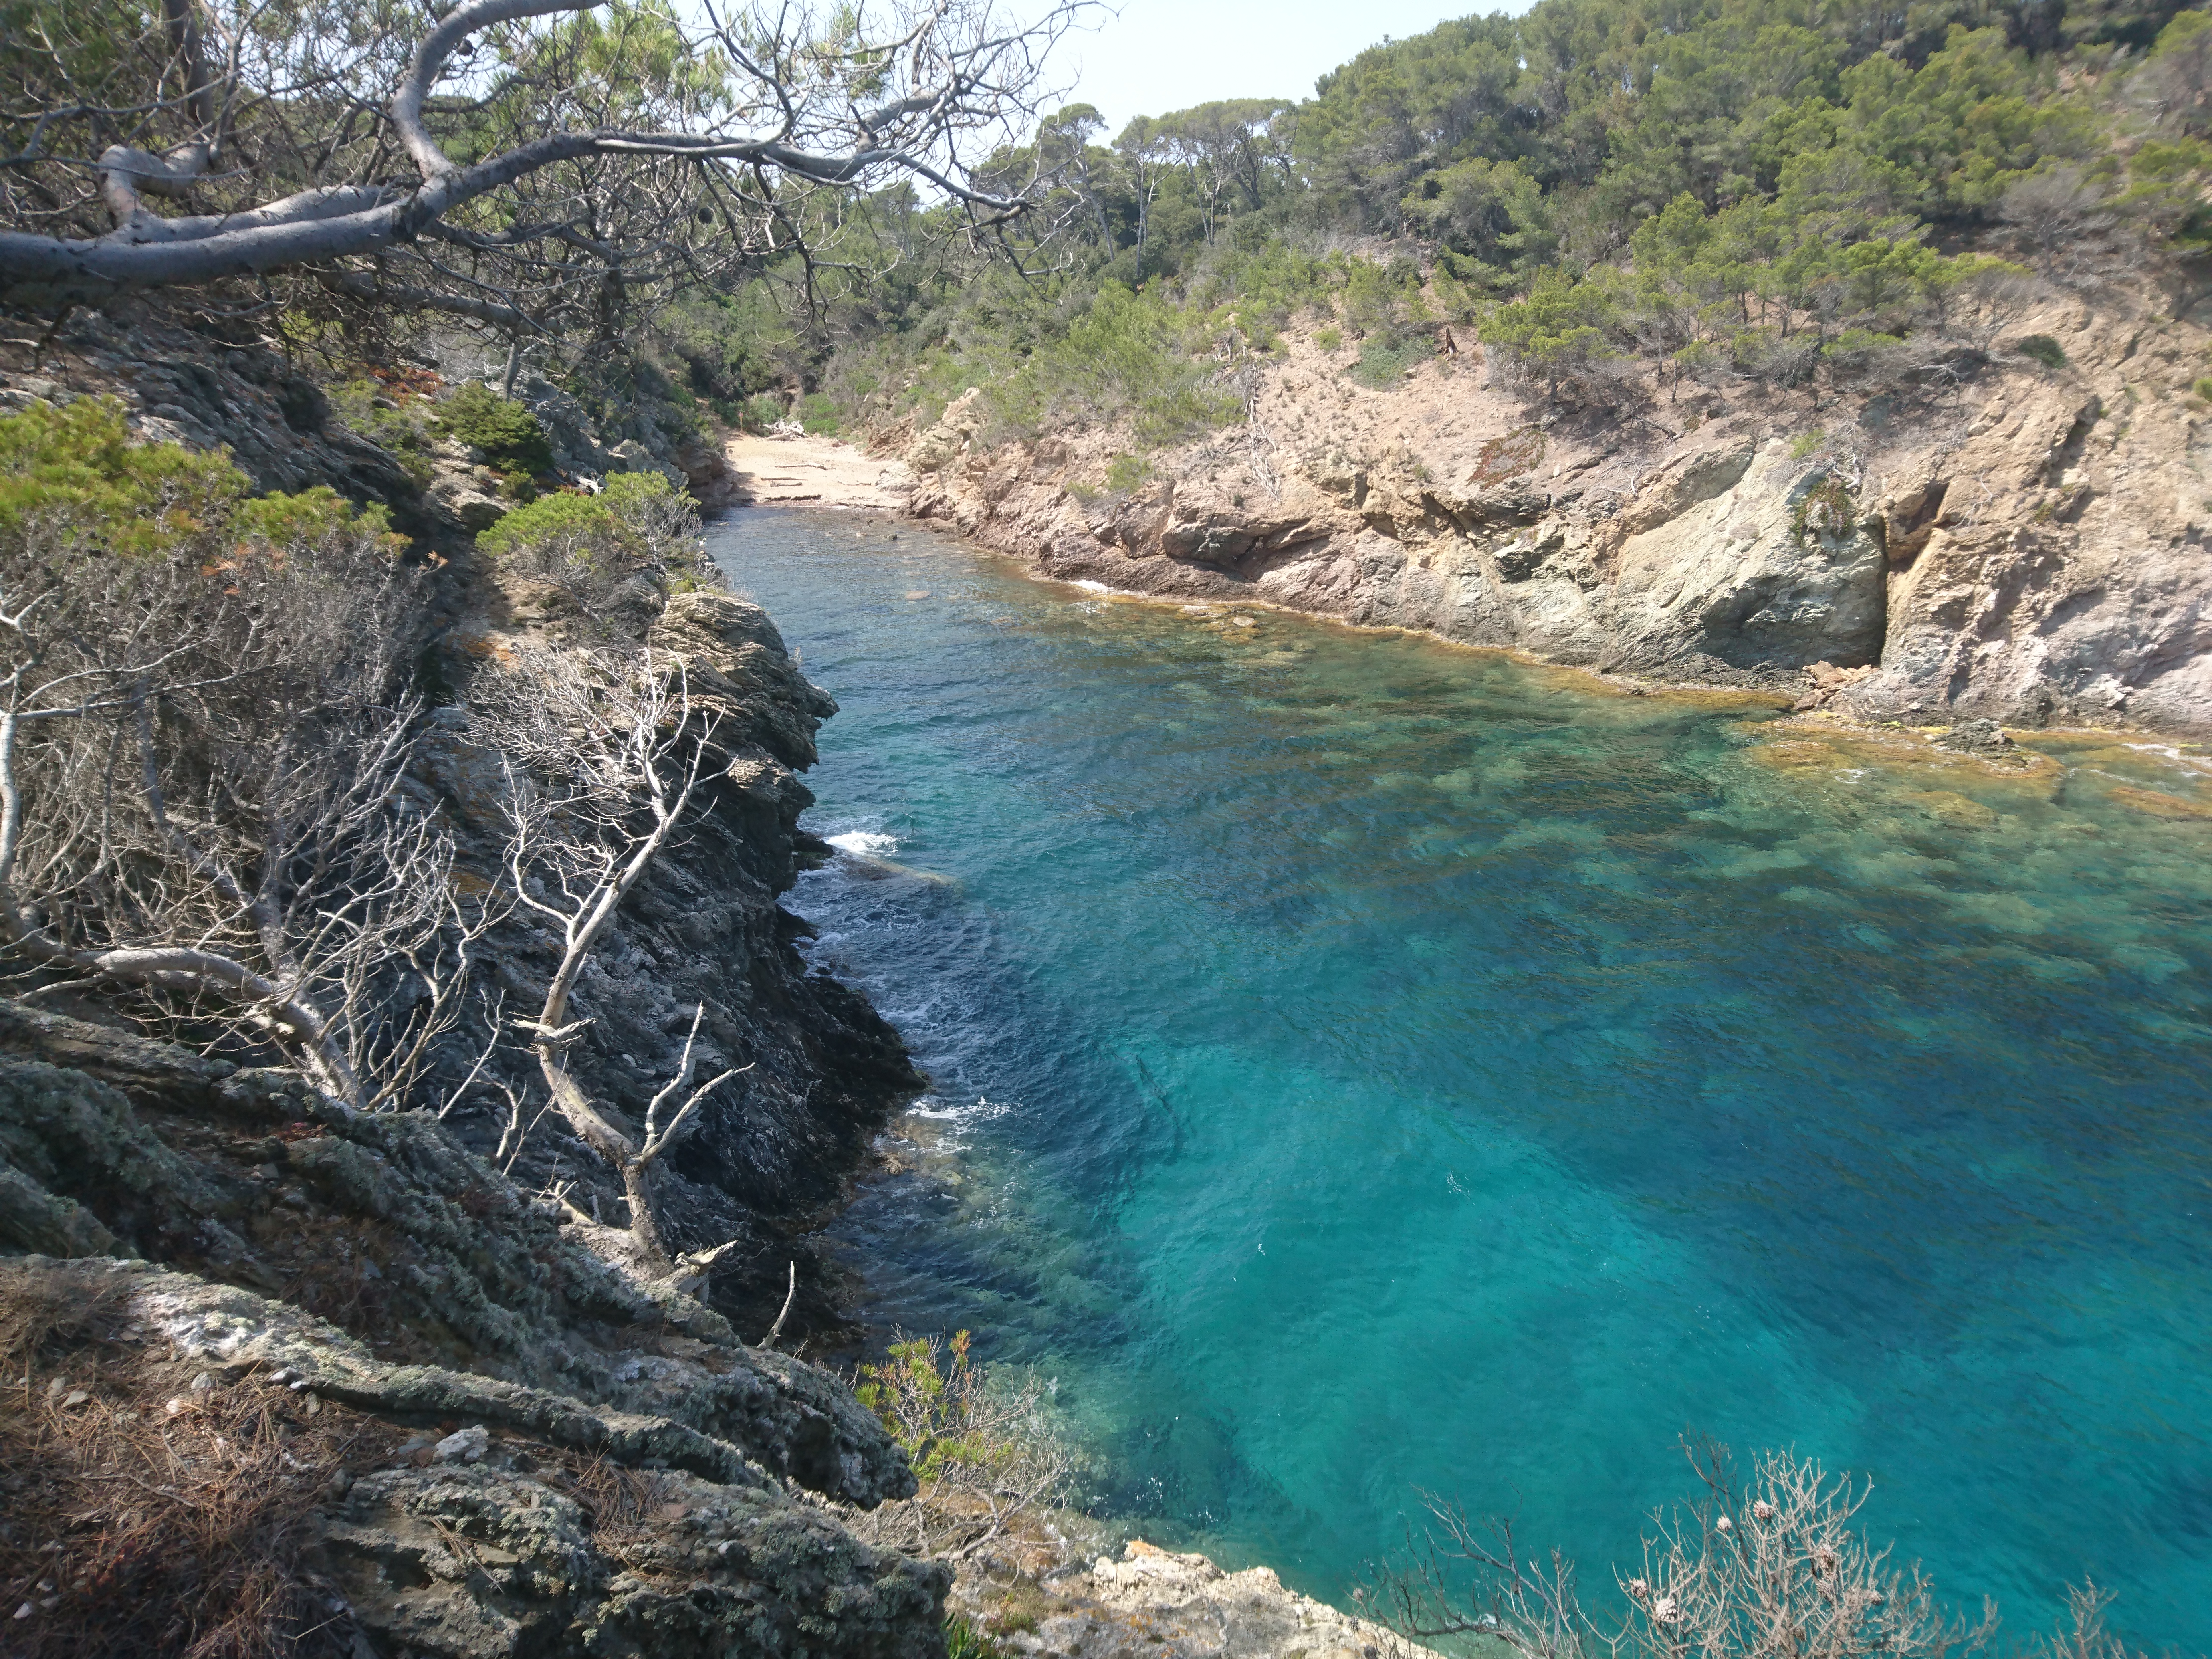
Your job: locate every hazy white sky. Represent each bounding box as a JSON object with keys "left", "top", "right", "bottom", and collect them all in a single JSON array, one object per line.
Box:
[{"left": 1054, "top": 0, "right": 1508, "bottom": 136}]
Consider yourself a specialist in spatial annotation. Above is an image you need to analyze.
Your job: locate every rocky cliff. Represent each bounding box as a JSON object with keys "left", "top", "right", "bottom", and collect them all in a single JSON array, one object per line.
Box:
[
  {"left": 0, "top": 313, "right": 923, "bottom": 1341},
  {"left": 897, "top": 278, "right": 2212, "bottom": 735},
  {"left": 0, "top": 1002, "right": 948, "bottom": 1657},
  {"left": 0, "top": 315, "right": 960, "bottom": 1655},
  {"left": 436, "top": 584, "right": 926, "bottom": 1336}
]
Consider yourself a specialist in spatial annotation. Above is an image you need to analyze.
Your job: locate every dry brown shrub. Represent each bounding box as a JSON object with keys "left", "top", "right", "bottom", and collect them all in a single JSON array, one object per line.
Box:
[{"left": 0, "top": 1263, "right": 381, "bottom": 1659}]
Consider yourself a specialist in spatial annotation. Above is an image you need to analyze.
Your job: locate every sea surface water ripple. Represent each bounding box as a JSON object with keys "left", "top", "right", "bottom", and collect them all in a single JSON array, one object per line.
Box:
[{"left": 710, "top": 509, "right": 2212, "bottom": 1647}]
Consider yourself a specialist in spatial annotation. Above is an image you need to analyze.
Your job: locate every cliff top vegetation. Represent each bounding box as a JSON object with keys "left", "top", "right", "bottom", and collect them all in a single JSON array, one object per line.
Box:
[{"left": 654, "top": 0, "right": 2212, "bottom": 447}]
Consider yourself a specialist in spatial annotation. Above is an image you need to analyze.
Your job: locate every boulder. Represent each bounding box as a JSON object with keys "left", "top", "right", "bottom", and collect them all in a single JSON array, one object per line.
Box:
[{"left": 1605, "top": 440, "right": 1885, "bottom": 672}]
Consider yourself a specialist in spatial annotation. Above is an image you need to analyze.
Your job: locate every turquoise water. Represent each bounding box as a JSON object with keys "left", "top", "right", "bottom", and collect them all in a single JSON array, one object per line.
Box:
[{"left": 709, "top": 509, "right": 2212, "bottom": 1649}]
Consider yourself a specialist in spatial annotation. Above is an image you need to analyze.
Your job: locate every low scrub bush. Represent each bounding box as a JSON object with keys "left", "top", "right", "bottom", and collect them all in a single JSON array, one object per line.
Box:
[
  {"left": 0, "top": 397, "right": 277, "bottom": 553},
  {"left": 1794, "top": 475, "right": 1859, "bottom": 543},
  {"left": 479, "top": 471, "right": 708, "bottom": 640},
  {"left": 1480, "top": 270, "right": 1633, "bottom": 406},
  {"left": 850, "top": 1330, "right": 1072, "bottom": 1562},
  {"left": 0, "top": 400, "right": 485, "bottom": 1106},
  {"left": 1372, "top": 1441, "right": 2147, "bottom": 1659},
  {"left": 984, "top": 281, "right": 1241, "bottom": 448},
  {"left": 1350, "top": 333, "right": 1436, "bottom": 388},
  {"left": 434, "top": 382, "right": 554, "bottom": 476},
  {"left": 1105, "top": 453, "right": 1154, "bottom": 494}
]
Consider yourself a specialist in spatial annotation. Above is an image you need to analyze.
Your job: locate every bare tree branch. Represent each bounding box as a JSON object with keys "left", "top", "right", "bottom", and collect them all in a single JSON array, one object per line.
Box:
[{"left": 1, "top": 0, "right": 1097, "bottom": 317}]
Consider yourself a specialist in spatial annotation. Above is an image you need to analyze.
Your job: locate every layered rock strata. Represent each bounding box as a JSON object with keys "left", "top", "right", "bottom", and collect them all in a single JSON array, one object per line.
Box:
[
  {"left": 0, "top": 1006, "right": 943, "bottom": 1657},
  {"left": 896, "top": 282, "right": 2212, "bottom": 735}
]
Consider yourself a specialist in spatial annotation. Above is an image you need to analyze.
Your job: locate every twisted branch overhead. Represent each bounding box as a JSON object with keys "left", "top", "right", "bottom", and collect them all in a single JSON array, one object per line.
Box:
[{"left": 0, "top": 0, "right": 1088, "bottom": 303}]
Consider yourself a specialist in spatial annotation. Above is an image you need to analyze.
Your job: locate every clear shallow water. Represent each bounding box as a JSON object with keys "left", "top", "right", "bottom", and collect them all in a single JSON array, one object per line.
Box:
[{"left": 710, "top": 509, "right": 2212, "bottom": 1648}]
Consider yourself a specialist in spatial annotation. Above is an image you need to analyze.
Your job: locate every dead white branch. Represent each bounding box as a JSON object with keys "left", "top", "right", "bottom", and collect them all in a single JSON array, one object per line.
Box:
[
  {"left": 472, "top": 646, "right": 750, "bottom": 1272},
  {"left": 0, "top": 0, "right": 1096, "bottom": 307}
]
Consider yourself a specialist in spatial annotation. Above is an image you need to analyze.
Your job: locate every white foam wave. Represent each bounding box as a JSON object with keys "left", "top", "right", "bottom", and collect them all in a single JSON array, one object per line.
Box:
[
  {"left": 1070, "top": 579, "right": 1114, "bottom": 594},
  {"left": 907, "top": 1093, "right": 1011, "bottom": 1124},
  {"left": 2124, "top": 742, "right": 2212, "bottom": 773},
  {"left": 899, "top": 1093, "right": 1014, "bottom": 1148},
  {"left": 826, "top": 830, "right": 900, "bottom": 856}
]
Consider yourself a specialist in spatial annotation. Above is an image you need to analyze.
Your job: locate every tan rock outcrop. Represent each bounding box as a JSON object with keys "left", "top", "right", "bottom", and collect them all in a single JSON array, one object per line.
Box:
[
  {"left": 892, "top": 276, "right": 2212, "bottom": 736},
  {"left": 957, "top": 1538, "right": 1433, "bottom": 1659}
]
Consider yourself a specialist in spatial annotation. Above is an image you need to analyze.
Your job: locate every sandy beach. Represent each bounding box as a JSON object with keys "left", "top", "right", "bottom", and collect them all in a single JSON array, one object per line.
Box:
[{"left": 724, "top": 430, "right": 912, "bottom": 511}]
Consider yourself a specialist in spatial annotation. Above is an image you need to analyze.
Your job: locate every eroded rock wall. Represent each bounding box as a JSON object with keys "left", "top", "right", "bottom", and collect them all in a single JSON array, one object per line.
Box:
[
  {"left": 424, "top": 589, "right": 924, "bottom": 1336},
  {"left": 897, "top": 281, "right": 2212, "bottom": 735},
  {"left": 0, "top": 1000, "right": 949, "bottom": 1658}
]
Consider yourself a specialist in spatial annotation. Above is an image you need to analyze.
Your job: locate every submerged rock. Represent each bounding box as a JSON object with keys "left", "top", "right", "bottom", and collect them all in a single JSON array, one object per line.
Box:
[{"left": 1936, "top": 718, "right": 2016, "bottom": 753}]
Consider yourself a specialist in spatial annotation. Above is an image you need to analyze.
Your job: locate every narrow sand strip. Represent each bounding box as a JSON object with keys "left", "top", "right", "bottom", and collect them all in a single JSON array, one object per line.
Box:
[{"left": 725, "top": 431, "right": 912, "bottom": 510}]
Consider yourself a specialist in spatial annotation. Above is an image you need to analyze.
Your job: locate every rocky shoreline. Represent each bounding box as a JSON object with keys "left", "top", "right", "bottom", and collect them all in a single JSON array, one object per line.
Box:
[
  {"left": 0, "top": 324, "right": 1443, "bottom": 1657},
  {"left": 850, "top": 270, "right": 2212, "bottom": 741}
]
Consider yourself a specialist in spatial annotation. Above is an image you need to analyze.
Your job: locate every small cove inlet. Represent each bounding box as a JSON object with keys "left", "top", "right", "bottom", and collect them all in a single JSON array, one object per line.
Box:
[{"left": 709, "top": 507, "right": 2212, "bottom": 1650}]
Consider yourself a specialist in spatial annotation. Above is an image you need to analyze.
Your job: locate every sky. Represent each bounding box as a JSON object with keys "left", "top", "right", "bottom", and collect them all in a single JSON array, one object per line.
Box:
[{"left": 1048, "top": 0, "right": 1504, "bottom": 136}]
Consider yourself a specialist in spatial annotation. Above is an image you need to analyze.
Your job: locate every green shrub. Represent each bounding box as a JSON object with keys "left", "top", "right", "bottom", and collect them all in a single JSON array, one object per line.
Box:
[
  {"left": 0, "top": 399, "right": 390, "bottom": 557},
  {"left": 945, "top": 1616, "right": 1003, "bottom": 1659},
  {"left": 1349, "top": 334, "right": 1435, "bottom": 388},
  {"left": 1823, "top": 329, "right": 1911, "bottom": 380},
  {"left": 1793, "top": 475, "right": 1858, "bottom": 543},
  {"left": 1105, "top": 453, "right": 1153, "bottom": 494},
  {"left": 1315, "top": 325, "right": 1343, "bottom": 352},
  {"left": 796, "top": 392, "right": 838, "bottom": 434},
  {"left": 985, "top": 281, "right": 1240, "bottom": 448},
  {"left": 434, "top": 383, "right": 554, "bottom": 475},
  {"left": 0, "top": 398, "right": 244, "bottom": 555},
  {"left": 477, "top": 470, "right": 686, "bottom": 560},
  {"left": 476, "top": 470, "right": 706, "bottom": 641},
  {"left": 1479, "top": 270, "right": 1625, "bottom": 402},
  {"left": 737, "top": 392, "right": 785, "bottom": 433},
  {"left": 2018, "top": 334, "right": 2068, "bottom": 369},
  {"left": 854, "top": 1330, "right": 1071, "bottom": 1559}
]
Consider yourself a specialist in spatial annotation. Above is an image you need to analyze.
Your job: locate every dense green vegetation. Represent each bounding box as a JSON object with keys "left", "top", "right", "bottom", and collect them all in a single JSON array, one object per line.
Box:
[
  {"left": 669, "top": 0, "right": 2212, "bottom": 446},
  {"left": 476, "top": 469, "right": 687, "bottom": 560},
  {"left": 0, "top": 399, "right": 392, "bottom": 557},
  {"left": 434, "top": 383, "right": 555, "bottom": 478}
]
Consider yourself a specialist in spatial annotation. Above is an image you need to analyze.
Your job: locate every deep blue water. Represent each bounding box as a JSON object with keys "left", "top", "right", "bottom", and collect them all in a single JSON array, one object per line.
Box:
[{"left": 710, "top": 507, "right": 2212, "bottom": 1649}]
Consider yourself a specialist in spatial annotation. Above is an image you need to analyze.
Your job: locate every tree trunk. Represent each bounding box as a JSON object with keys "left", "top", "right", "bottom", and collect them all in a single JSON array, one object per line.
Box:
[{"left": 621, "top": 1156, "right": 673, "bottom": 1271}]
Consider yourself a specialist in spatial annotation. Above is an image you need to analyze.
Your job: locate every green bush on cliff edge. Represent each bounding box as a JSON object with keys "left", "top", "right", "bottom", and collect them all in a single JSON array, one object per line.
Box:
[
  {"left": 477, "top": 471, "right": 685, "bottom": 561},
  {"left": 434, "top": 382, "right": 554, "bottom": 476},
  {"left": 0, "top": 398, "right": 394, "bottom": 557}
]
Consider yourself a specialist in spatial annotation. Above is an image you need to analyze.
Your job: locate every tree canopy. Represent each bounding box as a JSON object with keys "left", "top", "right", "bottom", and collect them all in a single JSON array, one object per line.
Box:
[{"left": 0, "top": 0, "right": 1090, "bottom": 332}]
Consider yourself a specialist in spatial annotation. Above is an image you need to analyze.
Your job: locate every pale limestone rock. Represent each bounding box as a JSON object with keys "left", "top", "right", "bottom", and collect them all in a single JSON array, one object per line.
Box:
[
  {"left": 901, "top": 282, "right": 2212, "bottom": 734},
  {"left": 980, "top": 1539, "right": 1433, "bottom": 1659},
  {"left": 1605, "top": 438, "right": 1885, "bottom": 671}
]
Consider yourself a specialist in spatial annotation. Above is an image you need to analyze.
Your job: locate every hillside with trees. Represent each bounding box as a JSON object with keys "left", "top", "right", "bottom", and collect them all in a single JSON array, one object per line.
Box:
[
  {"left": 635, "top": 0, "right": 2209, "bottom": 445},
  {"left": 678, "top": 0, "right": 2212, "bottom": 735}
]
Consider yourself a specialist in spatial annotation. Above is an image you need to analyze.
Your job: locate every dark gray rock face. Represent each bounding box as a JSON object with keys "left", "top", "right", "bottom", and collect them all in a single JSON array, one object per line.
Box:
[
  {"left": 0, "top": 1001, "right": 947, "bottom": 1659},
  {"left": 416, "top": 586, "right": 921, "bottom": 1332},
  {"left": 0, "top": 318, "right": 924, "bottom": 1331},
  {"left": 5, "top": 313, "right": 432, "bottom": 523},
  {"left": 321, "top": 1464, "right": 946, "bottom": 1659},
  {"left": 0, "top": 332, "right": 948, "bottom": 1657},
  {"left": 2, "top": 1252, "right": 947, "bottom": 1659},
  {"left": 0, "top": 1006, "right": 916, "bottom": 1508}
]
